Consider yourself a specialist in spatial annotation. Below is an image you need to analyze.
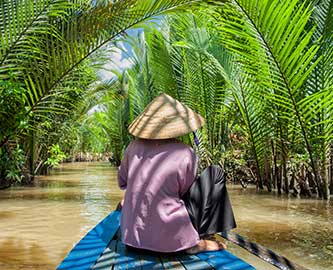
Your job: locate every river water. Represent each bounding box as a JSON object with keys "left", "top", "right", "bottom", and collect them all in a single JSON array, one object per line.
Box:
[{"left": 0, "top": 162, "right": 332, "bottom": 270}]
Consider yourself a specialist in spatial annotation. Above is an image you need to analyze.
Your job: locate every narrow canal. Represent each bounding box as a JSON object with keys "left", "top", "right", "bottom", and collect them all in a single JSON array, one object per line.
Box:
[{"left": 0, "top": 162, "right": 332, "bottom": 270}]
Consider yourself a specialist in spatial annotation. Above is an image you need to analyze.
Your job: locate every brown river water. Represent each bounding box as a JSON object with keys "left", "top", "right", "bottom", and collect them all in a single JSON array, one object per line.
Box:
[{"left": 0, "top": 162, "right": 332, "bottom": 270}]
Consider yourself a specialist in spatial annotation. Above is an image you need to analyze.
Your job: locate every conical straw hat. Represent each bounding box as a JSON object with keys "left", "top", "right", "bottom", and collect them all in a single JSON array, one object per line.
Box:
[{"left": 128, "top": 93, "right": 205, "bottom": 139}]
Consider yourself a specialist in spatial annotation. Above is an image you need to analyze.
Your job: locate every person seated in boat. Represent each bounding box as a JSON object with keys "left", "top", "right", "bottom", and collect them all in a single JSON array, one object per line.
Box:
[{"left": 117, "top": 93, "right": 236, "bottom": 254}]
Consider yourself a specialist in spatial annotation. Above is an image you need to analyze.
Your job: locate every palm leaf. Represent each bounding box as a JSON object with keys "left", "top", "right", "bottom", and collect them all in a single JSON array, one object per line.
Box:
[
  {"left": 0, "top": 0, "right": 205, "bottom": 146},
  {"left": 0, "top": 0, "right": 72, "bottom": 78},
  {"left": 214, "top": 0, "right": 325, "bottom": 194}
]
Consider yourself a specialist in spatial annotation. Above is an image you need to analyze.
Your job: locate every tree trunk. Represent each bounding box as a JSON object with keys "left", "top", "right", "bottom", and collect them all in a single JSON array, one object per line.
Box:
[
  {"left": 277, "top": 164, "right": 282, "bottom": 195},
  {"left": 264, "top": 157, "right": 272, "bottom": 192},
  {"left": 290, "top": 170, "right": 298, "bottom": 196},
  {"left": 321, "top": 146, "right": 330, "bottom": 200},
  {"left": 328, "top": 146, "right": 333, "bottom": 195},
  {"left": 299, "top": 164, "right": 311, "bottom": 197},
  {"left": 321, "top": 174, "right": 329, "bottom": 200},
  {"left": 28, "top": 129, "right": 36, "bottom": 181},
  {"left": 280, "top": 140, "right": 288, "bottom": 194},
  {"left": 271, "top": 140, "right": 277, "bottom": 190},
  {"left": 272, "top": 141, "right": 281, "bottom": 194}
]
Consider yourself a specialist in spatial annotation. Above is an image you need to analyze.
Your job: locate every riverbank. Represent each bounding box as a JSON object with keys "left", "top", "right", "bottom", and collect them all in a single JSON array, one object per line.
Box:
[{"left": 0, "top": 162, "right": 332, "bottom": 270}]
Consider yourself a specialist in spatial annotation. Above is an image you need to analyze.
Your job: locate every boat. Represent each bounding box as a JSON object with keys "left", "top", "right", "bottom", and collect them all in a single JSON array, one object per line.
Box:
[{"left": 57, "top": 210, "right": 255, "bottom": 270}]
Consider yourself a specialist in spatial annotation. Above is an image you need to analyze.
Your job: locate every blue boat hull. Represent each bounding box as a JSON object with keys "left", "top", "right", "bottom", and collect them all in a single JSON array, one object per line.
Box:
[{"left": 57, "top": 210, "right": 255, "bottom": 270}]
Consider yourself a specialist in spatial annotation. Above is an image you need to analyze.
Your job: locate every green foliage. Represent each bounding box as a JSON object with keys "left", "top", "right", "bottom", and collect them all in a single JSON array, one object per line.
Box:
[
  {"left": 96, "top": 2, "right": 332, "bottom": 198},
  {"left": 111, "top": 12, "right": 234, "bottom": 167},
  {"left": 0, "top": 0, "right": 205, "bottom": 146},
  {"left": 0, "top": 145, "right": 25, "bottom": 183},
  {"left": 0, "top": 0, "right": 332, "bottom": 199},
  {"left": 205, "top": 0, "right": 333, "bottom": 197},
  {"left": 44, "top": 144, "right": 66, "bottom": 168},
  {"left": 0, "top": 0, "right": 206, "bottom": 169},
  {"left": 82, "top": 75, "right": 131, "bottom": 165},
  {"left": 1, "top": 0, "right": 206, "bottom": 181},
  {"left": 0, "top": 79, "right": 29, "bottom": 140}
]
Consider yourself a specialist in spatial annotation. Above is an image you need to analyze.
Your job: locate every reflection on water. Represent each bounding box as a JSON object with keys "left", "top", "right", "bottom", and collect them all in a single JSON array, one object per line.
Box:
[{"left": 0, "top": 162, "right": 332, "bottom": 270}]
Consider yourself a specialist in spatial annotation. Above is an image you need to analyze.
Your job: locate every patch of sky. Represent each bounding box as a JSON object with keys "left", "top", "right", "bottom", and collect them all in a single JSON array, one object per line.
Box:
[
  {"left": 96, "top": 15, "right": 163, "bottom": 80},
  {"left": 89, "top": 16, "right": 163, "bottom": 114}
]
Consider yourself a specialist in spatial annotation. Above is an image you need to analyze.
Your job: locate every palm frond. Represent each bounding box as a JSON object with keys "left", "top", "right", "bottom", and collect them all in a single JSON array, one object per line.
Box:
[
  {"left": 231, "top": 75, "right": 273, "bottom": 188},
  {"left": 0, "top": 0, "right": 204, "bottom": 145},
  {"left": 0, "top": 0, "right": 73, "bottom": 79},
  {"left": 214, "top": 0, "right": 325, "bottom": 193}
]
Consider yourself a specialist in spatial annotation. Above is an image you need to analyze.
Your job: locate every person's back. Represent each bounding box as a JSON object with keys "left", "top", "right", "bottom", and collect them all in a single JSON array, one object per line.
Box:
[
  {"left": 118, "top": 138, "right": 200, "bottom": 252},
  {"left": 117, "top": 93, "right": 233, "bottom": 254}
]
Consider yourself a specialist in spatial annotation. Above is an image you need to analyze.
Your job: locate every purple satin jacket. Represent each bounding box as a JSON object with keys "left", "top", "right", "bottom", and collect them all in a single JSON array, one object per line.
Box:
[{"left": 118, "top": 138, "right": 200, "bottom": 252}]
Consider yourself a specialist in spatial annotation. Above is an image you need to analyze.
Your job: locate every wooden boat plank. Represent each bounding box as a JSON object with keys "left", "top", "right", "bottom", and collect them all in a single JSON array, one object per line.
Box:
[
  {"left": 159, "top": 255, "right": 186, "bottom": 269},
  {"left": 137, "top": 251, "right": 165, "bottom": 270},
  {"left": 113, "top": 227, "right": 164, "bottom": 269},
  {"left": 176, "top": 254, "right": 214, "bottom": 270},
  {"left": 91, "top": 240, "right": 118, "bottom": 270},
  {"left": 197, "top": 250, "right": 255, "bottom": 270},
  {"left": 113, "top": 240, "right": 142, "bottom": 270}
]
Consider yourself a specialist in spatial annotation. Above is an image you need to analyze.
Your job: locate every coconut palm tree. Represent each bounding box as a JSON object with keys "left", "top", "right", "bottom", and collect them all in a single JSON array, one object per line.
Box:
[
  {"left": 102, "top": 0, "right": 333, "bottom": 198},
  {"left": 0, "top": 0, "right": 206, "bottom": 186},
  {"left": 0, "top": 0, "right": 204, "bottom": 146},
  {"left": 121, "top": 13, "right": 233, "bottom": 168},
  {"left": 213, "top": 0, "right": 333, "bottom": 198}
]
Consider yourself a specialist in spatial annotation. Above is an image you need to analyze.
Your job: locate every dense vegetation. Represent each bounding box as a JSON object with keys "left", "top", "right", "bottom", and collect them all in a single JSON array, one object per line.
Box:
[
  {"left": 1, "top": 0, "right": 332, "bottom": 199},
  {"left": 0, "top": 0, "right": 198, "bottom": 186}
]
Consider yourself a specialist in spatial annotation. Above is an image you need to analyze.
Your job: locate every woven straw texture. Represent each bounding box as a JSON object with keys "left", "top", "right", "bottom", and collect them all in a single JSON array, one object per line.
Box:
[{"left": 128, "top": 93, "right": 205, "bottom": 139}]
